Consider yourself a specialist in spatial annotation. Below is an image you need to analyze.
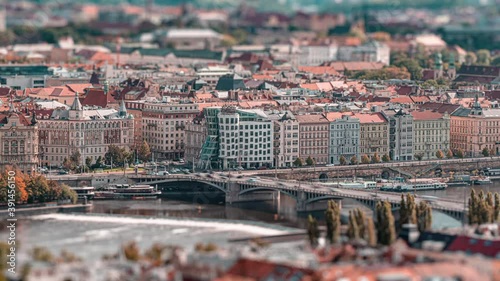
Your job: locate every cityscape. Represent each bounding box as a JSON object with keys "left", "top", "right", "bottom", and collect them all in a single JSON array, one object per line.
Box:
[{"left": 0, "top": 0, "right": 500, "bottom": 280}]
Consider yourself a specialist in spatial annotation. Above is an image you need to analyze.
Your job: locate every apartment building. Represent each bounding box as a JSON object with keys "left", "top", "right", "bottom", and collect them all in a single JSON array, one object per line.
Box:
[
  {"left": 296, "top": 114, "right": 330, "bottom": 165},
  {"left": 142, "top": 102, "right": 199, "bottom": 161},
  {"left": 353, "top": 112, "right": 389, "bottom": 160},
  {"left": 37, "top": 95, "right": 134, "bottom": 167},
  {"left": 184, "top": 116, "right": 207, "bottom": 165},
  {"left": 411, "top": 110, "right": 450, "bottom": 160},
  {"left": 0, "top": 108, "right": 39, "bottom": 174},
  {"left": 384, "top": 109, "right": 414, "bottom": 161},
  {"left": 298, "top": 43, "right": 338, "bottom": 66},
  {"left": 268, "top": 111, "right": 300, "bottom": 168},
  {"left": 326, "top": 113, "right": 360, "bottom": 164},
  {"left": 451, "top": 97, "right": 500, "bottom": 157},
  {"left": 217, "top": 106, "right": 273, "bottom": 169}
]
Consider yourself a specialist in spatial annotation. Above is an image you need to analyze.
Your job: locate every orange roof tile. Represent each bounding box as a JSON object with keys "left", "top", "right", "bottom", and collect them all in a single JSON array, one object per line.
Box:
[{"left": 410, "top": 110, "right": 445, "bottom": 120}]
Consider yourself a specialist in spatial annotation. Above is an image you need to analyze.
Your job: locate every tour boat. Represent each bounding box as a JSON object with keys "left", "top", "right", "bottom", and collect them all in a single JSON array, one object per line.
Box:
[
  {"left": 94, "top": 184, "right": 161, "bottom": 200},
  {"left": 70, "top": 186, "right": 95, "bottom": 200},
  {"left": 473, "top": 177, "right": 492, "bottom": 185},
  {"left": 338, "top": 181, "right": 377, "bottom": 189},
  {"left": 380, "top": 181, "right": 447, "bottom": 192}
]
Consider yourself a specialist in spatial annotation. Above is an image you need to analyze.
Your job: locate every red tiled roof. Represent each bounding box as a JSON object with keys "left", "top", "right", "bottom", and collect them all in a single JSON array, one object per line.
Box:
[
  {"left": 446, "top": 235, "right": 500, "bottom": 257},
  {"left": 216, "top": 258, "right": 313, "bottom": 280},
  {"left": 352, "top": 112, "right": 387, "bottom": 123},
  {"left": 410, "top": 110, "right": 444, "bottom": 120},
  {"left": 390, "top": 96, "right": 414, "bottom": 104},
  {"left": 82, "top": 88, "right": 108, "bottom": 108}
]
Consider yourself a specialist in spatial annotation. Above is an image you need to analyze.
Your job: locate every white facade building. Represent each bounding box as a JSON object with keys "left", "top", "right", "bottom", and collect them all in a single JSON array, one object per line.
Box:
[
  {"left": 217, "top": 107, "right": 273, "bottom": 169},
  {"left": 268, "top": 111, "right": 300, "bottom": 168},
  {"left": 327, "top": 113, "right": 360, "bottom": 164},
  {"left": 298, "top": 43, "right": 338, "bottom": 66},
  {"left": 337, "top": 41, "right": 390, "bottom": 66}
]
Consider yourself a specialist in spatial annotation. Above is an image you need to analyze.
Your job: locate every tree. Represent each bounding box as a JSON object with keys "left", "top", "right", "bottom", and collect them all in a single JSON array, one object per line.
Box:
[
  {"left": 137, "top": 141, "right": 152, "bottom": 163},
  {"left": 421, "top": 79, "right": 439, "bottom": 89},
  {"left": 122, "top": 241, "right": 140, "bottom": 262},
  {"left": 95, "top": 156, "right": 103, "bottom": 169},
  {"left": 25, "top": 175, "right": 51, "bottom": 203},
  {"left": 482, "top": 147, "right": 490, "bottom": 157},
  {"left": 85, "top": 156, "right": 92, "bottom": 169},
  {"left": 415, "top": 153, "right": 423, "bottom": 161},
  {"left": 339, "top": 156, "right": 347, "bottom": 166},
  {"left": 494, "top": 193, "right": 500, "bottom": 222},
  {"left": 105, "top": 145, "right": 126, "bottom": 167},
  {"left": 366, "top": 217, "right": 377, "bottom": 247},
  {"left": 325, "top": 200, "right": 341, "bottom": 244},
  {"left": 455, "top": 149, "right": 464, "bottom": 158},
  {"left": 293, "top": 158, "right": 303, "bottom": 167},
  {"left": 465, "top": 52, "right": 477, "bottom": 65},
  {"left": 306, "top": 156, "right": 315, "bottom": 166},
  {"left": 436, "top": 150, "right": 444, "bottom": 159},
  {"left": 307, "top": 215, "right": 319, "bottom": 247},
  {"left": 62, "top": 157, "right": 72, "bottom": 171},
  {"left": 70, "top": 150, "right": 81, "bottom": 168},
  {"left": 361, "top": 154, "right": 370, "bottom": 164},
  {"left": 59, "top": 184, "right": 78, "bottom": 204},
  {"left": 382, "top": 154, "right": 390, "bottom": 162},
  {"left": 347, "top": 211, "right": 360, "bottom": 240},
  {"left": 399, "top": 194, "right": 417, "bottom": 231},
  {"left": 371, "top": 153, "right": 381, "bottom": 163},
  {"left": 350, "top": 156, "right": 358, "bottom": 165},
  {"left": 354, "top": 208, "right": 366, "bottom": 239},
  {"left": 446, "top": 149, "right": 453, "bottom": 159},
  {"left": 468, "top": 190, "right": 499, "bottom": 224},
  {"left": 416, "top": 201, "right": 432, "bottom": 232},
  {"left": 376, "top": 201, "right": 396, "bottom": 246},
  {"left": 476, "top": 49, "right": 491, "bottom": 65},
  {"left": 393, "top": 58, "right": 423, "bottom": 80}
]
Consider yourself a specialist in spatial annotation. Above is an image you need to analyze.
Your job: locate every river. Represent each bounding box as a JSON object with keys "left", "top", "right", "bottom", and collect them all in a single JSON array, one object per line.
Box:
[{"left": 1, "top": 182, "right": 499, "bottom": 262}]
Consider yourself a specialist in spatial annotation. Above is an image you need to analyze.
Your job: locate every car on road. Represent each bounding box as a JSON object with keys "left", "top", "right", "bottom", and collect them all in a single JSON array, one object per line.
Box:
[
  {"left": 236, "top": 166, "right": 244, "bottom": 171},
  {"left": 326, "top": 164, "right": 335, "bottom": 167},
  {"left": 247, "top": 178, "right": 258, "bottom": 182},
  {"left": 58, "top": 170, "right": 69, "bottom": 175}
]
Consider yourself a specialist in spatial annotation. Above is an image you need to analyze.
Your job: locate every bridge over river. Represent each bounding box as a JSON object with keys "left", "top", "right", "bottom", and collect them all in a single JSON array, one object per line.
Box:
[{"left": 129, "top": 174, "right": 467, "bottom": 221}]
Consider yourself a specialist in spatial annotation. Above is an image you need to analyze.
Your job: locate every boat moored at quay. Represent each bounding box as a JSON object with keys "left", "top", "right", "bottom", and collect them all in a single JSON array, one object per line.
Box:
[
  {"left": 94, "top": 184, "right": 161, "bottom": 200},
  {"left": 380, "top": 181, "right": 447, "bottom": 192}
]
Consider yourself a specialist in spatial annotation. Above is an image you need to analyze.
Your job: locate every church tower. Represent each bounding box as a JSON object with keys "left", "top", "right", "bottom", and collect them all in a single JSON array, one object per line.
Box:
[
  {"left": 448, "top": 53, "right": 456, "bottom": 80},
  {"left": 434, "top": 52, "right": 443, "bottom": 79}
]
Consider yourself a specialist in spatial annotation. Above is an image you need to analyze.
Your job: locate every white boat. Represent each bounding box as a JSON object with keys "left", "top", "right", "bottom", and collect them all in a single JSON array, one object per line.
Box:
[
  {"left": 70, "top": 186, "right": 95, "bottom": 200},
  {"left": 473, "top": 177, "right": 492, "bottom": 185},
  {"left": 380, "top": 181, "right": 447, "bottom": 192},
  {"left": 338, "top": 181, "right": 377, "bottom": 189},
  {"left": 94, "top": 184, "right": 161, "bottom": 200}
]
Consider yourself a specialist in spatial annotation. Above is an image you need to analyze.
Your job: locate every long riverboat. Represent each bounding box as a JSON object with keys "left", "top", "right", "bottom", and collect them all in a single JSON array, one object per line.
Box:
[
  {"left": 380, "top": 181, "right": 447, "bottom": 192},
  {"left": 94, "top": 184, "right": 161, "bottom": 200}
]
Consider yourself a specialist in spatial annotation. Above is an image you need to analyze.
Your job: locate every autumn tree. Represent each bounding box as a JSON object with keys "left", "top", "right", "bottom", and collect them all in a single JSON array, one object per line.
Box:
[
  {"left": 482, "top": 147, "right": 490, "bottom": 157},
  {"left": 325, "top": 200, "right": 341, "bottom": 244},
  {"left": 350, "top": 156, "right": 358, "bottom": 165},
  {"left": 382, "top": 154, "right": 390, "bottom": 162},
  {"left": 436, "top": 150, "right": 444, "bottom": 159},
  {"left": 307, "top": 215, "right": 319, "bottom": 247},
  {"left": 399, "top": 194, "right": 417, "bottom": 231},
  {"left": 376, "top": 201, "right": 396, "bottom": 245},
  {"left": 469, "top": 190, "right": 500, "bottom": 224},
  {"left": 339, "top": 156, "right": 347, "bottom": 166},
  {"left": 361, "top": 155, "right": 371, "bottom": 164},
  {"left": 455, "top": 149, "right": 464, "bottom": 158},
  {"left": 366, "top": 217, "right": 377, "bottom": 247},
  {"left": 476, "top": 49, "right": 491, "bottom": 65},
  {"left": 137, "top": 141, "right": 152, "bottom": 163},
  {"left": 347, "top": 211, "right": 360, "bottom": 240},
  {"left": 354, "top": 208, "right": 366, "bottom": 239},
  {"left": 446, "top": 149, "right": 453, "bottom": 159},
  {"left": 371, "top": 153, "right": 381, "bottom": 163},
  {"left": 0, "top": 169, "right": 28, "bottom": 203},
  {"left": 416, "top": 201, "right": 432, "bottom": 232}
]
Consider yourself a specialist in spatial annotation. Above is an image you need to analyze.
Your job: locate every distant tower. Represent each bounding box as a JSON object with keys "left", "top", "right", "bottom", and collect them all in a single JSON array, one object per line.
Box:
[
  {"left": 119, "top": 99, "right": 127, "bottom": 118},
  {"left": 448, "top": 53, "right": 456, "bottom": 80},
  {"left": 434, "top": 52, "right": 443, "bottom": 79}
]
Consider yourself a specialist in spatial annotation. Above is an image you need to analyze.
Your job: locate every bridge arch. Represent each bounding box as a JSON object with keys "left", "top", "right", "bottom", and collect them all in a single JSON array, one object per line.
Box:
[
  {"left": 304, "top": 195, "right": 341, "bottom": 205},
  {"left": 140, "top": 179, "right": 227, "bottom": 194},
  {"left": 238, "top": 187, "right": 298, "bottom": 200},
  {"left": 319, "top": 173, "right": 329, "bottom": 182}
]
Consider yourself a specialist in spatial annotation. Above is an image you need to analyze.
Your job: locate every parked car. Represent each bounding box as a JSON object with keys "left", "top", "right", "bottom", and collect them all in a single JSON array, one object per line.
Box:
[{"left": 58, "top": 170, "right": 68, "bottom": 175}]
